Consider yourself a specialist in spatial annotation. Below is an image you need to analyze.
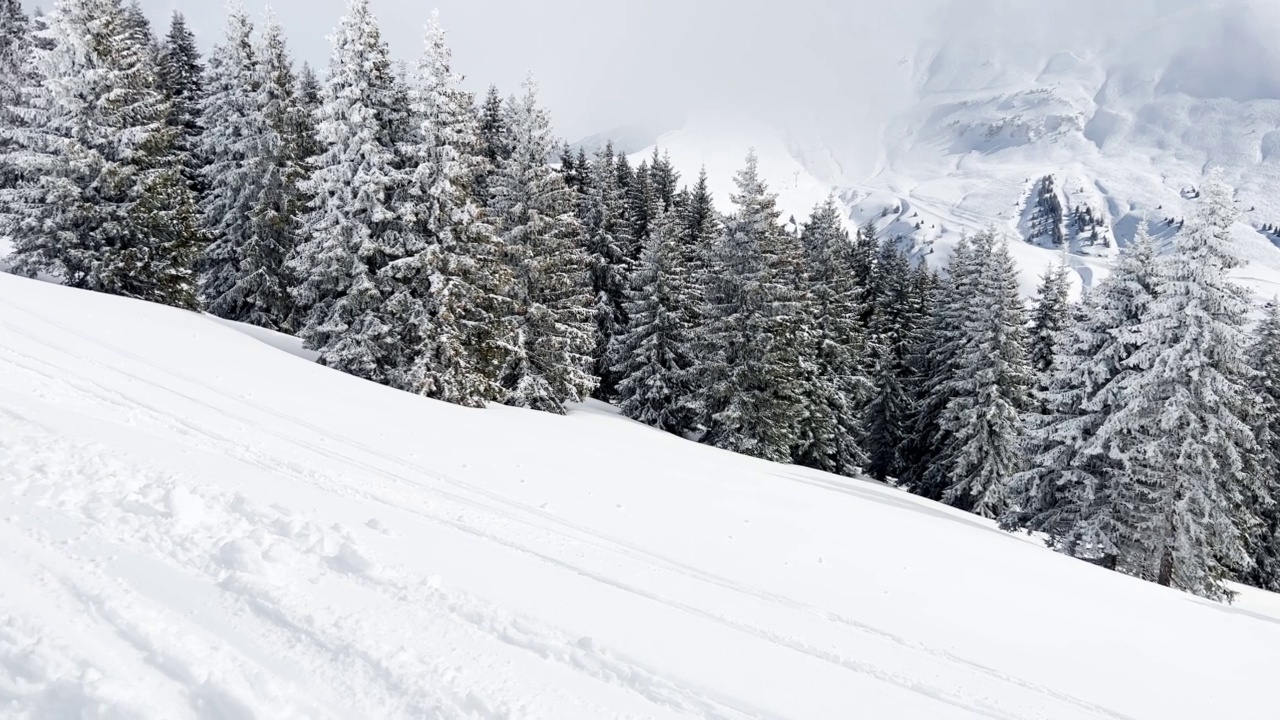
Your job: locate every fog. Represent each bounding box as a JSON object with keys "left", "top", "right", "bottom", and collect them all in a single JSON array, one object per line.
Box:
[{"left": 23, "top": 0, "right": 1280, "bottom": 143}]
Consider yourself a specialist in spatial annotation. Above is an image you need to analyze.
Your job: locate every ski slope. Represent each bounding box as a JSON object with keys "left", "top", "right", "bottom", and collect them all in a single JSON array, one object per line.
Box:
[{"left": 1, "top": 273, "right": 1279, "bottom": 719}]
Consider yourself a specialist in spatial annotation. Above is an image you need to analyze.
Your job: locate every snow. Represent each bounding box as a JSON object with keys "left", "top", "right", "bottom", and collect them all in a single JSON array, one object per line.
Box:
[{"left": 1, "top": 273, "right": 1279, "bottom": 718}]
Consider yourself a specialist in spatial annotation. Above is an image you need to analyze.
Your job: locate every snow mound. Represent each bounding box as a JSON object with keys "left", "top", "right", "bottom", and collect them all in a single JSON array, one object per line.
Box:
[{"left": 2, "top": 269, "right": 1279, "bottom": 718}]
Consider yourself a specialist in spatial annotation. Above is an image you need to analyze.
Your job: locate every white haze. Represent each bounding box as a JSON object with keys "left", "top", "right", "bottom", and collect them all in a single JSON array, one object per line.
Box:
[{"left": 25, "top": 0, "right": 1280, "bottom": 178}]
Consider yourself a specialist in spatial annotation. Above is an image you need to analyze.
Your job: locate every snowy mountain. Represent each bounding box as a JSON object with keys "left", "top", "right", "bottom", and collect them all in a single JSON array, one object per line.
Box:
[
  {"left": 3, "top": 255, "right": 1280, "bottom": 718},
  {"left": 628, "top": 0, "right": 1280, "bottom": 300}
]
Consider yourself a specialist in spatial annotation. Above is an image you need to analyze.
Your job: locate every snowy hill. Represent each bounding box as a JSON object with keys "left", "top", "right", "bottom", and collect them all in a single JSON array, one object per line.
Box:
[
  {"left": 3, "top": 270, "right": 1280, "bottom": 716},
  {"left": 628, "top": 0, "right": 1280, "bottom": 301}
]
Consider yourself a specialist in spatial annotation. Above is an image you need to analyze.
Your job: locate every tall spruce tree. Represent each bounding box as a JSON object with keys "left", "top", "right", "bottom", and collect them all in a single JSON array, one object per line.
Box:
[
  {"left": 864, "top": 241, "right": 928, "bottom": 482},
  {"left": 697, "top": 151, "right": 806, "bottom": 462},
  {"left": 6, "top": 0, "right": 197, "bottom": 307},
  {"left": 935, "top": 232, "right": 1032, "bottom": 517},
  {"left": 612, "top": 208, "right": 699, "bottom": 432},
  {"left": 157, "top": 12, "right": 205, "bottom": 198},
  {"left": 487, "top": 76, "right": 596, "bottom": 413},
  {"left": 0, "top": 0, "right": 31, "bottom": 194},
  {"left": 1029, "top": 259, "right": 1072, "bottom": 376},
  {"left": 198, "top": 1, "right": 263, "bottom": 318},
  {"left": 1005, "top": 223, "right": 1160, "bottom": 567},
  {"left": 580, "top": 142, "right": 635, "bottom": 399},
  {"left": 1102, "top": 171, "right": 1258, "bottom": 598},
  {"left": 288, "top": 0, "right": 409, "bottom": 383},
  {"left": 1245, "top": 299, "right": 1280, "bottom": 591},
  {"left": 396, "top": 11, "right": 510, "bottom": 406},
  {"left": 473, "top": 83, "right": 509, "bottom": 205},
  {"left": 793, "top": 197, "right": 870, "bottom": 476}
]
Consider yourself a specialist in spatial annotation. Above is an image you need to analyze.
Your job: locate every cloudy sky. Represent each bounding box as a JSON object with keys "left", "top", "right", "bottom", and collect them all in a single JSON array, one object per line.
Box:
[{"left": 22, "top": 0, "right": 1280, "bottom": 145}]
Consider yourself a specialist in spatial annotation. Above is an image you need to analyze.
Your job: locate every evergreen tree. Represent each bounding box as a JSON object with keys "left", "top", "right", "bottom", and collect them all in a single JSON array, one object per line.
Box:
[
  {"left": 934, "top": 233, "right": 1032, "bottom": 517},
  {"left": 198, "top": 1, "right": 263, "bottom": 318},
  {"left": 580, "top": 142, "right": 635, "bottom": 399},
  {"left": 487, "top": 76, "right": 596, "bottom": 413},
  {"left": 864, "top": 241, "right": 929, "bottom": 481},
  {"left": 288, "top": 0, "right": 408, "bottom": 383},
  {"left": 697, "top": 151, "right": 806, "bottom": 462},
  {"left": 851, "top": 222, "right": 879, "bottom": 303},
  {"left": 6, "top": 0, "right": 197, "bottom": 307},
  {"left": 793, "top": 196, "right": 870, "bottom": 476},
  {"left": 1102, "top": 171, "right": 1258, "bottom": 598},
  {"left": 626, "top": 159, "right": 659, "bottom": 259},
  {"left": 1029, "top": 259, "right": 1072, "bottom": 376},
  {"left": 0, "top": 0, "right": 32, "bottom": 194},
  {"left": 292, "top": 62, "right": 323, "bottom": 164},
  {"left": 1244, "top": 300, "right": 1280, "bottom": 591},
  {"left": 396, "top": 11, "right": 510, "bottom": 406},
  {"left": 1005, "top": 223, "right": 1159, "bottom": 568},
  {"left": 612, "top": 208, "right": 699, "bottom": 432},
  {"left": 157, "top": 11, "right": 205, "bottom": 197},
  {"left": 473, "top": 83, "right": 509, "bottom": 205},
  {"left": 235, "top": 10, "right": 306, "bottom": 330},
  {"left": 649, "top": 147, "right": 680, "bottom": 211}
]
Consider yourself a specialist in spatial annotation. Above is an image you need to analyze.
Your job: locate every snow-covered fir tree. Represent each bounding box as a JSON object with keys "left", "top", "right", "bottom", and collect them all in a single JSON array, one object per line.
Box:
[
  {"left": 1004, "top": 223, "right": 1159, "bottom": 567},
  {"left": 487, "top": 76, "right": 596, "bottom": 413},
  {"left": 934, "top": 232, "right": 1032, "bottom": 518},
  {"left": 580, "top": 142, "right": 635, "bottom": 399},
  {"left": 288, "top": 0, "right": 409, "bottom": 383},
  {"left": 0, "top": 0, "right": 32, "bottom": 193},
  {"left": 864, "top": 241, "right": 929, "bottom": 482},
  {"left": 1100, "top": 172, "right": 1258, "bottom": 598},
  {"left": 158, "top": 12, "right": 205, "bottom": 197},
  {"left": 696, "top": 151, "right": 806, "bottom": 463},
  {"left": 473, "top": 83, "right": 509, "bottom": 206},
  {"left": 792, "top": 196, "right": 870, "bottom": 477},
  {"left": 612, "top": 207, "right": 699, "bottom": 433},
  {"left": 1244, "top": 299, "right": 1280, "bottom": 591},
  {"left": 649, "top": 147, "right": 680, "bottom": 211},
  {"left": 6, "top": 0, "right": 198, "bottom": 307},
  {"left": 198, "top": 1, "right": 263, "bottom": 318},
  {"left": 235, "top": 10, "right": 307, "bottom": 330},
  {"left": 1029, "top": 259, "right": 1072, "bottom": 376},
  {"left": 396, "top": 12, "right": 510, "bottom": 406}
]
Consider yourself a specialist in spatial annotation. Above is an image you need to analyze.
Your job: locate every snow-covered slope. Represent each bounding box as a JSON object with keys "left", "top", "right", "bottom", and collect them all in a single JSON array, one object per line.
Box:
[
  {"left": 631, "top": 0, "right": 1280, "bottom": 300},
  {"left": 3, "top": 274, "right": 1280, "bottom": 717}
]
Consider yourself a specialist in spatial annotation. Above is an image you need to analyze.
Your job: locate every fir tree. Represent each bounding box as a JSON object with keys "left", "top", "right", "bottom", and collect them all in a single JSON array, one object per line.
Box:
[
  {"left": 473, "top": 83, "right": 509, "bottom": 205},
  {"left": 288, "top": 0, "right": 408, "bottom": 383},
  {"left": 396, "top": 11, "right": 509, "bottom": 406},
  {"left": 580, "top": 142, "right": 635, "bottom": 399},
  {"left": 612, "top": 208, "right": 699, "bottom": 433},
  {"left": 157, "top": 11, "right": 205, "bottom": 197},
  {"left": 649, "top": 147, "right": 680, "bottom": 211},
  {"left": 6, "top": 0, "right": 197, "bottom": 307},
  {"left": 792, "top": 196, "right": 870, "bottom": 476},
  {"left": 1244, "top": 299, "right": 1280, "bottom": 591},
  {"left": 697, "top": 151, "right": 806, "bottom": 462},
  {"left": 487, "top": 76, "right": 596, "bottom": 413},
  {"left": 1029, "top": 260, "right": 1072, "bottom": 376},
  {"left": 1103, "top": 171, "right": 1258, "bottom": 598},
  {"left": 198, "top": 1, "right": 263, "bottom": 318},
  {"left": 0, "top": 0, "right": 32, "bottom": 194},
  {"left": 935, "top": 232, "right": 1032, "bottom": 517},
  {"left": 864, "top": 241, "right": 929, "bottom": 482}
]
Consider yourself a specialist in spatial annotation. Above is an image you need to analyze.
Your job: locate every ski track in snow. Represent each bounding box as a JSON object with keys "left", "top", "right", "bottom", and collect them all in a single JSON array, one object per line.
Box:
[
  {"left": 0, "top": 294, "right": 1136, "bottom": 720},
  {"left": 1, "top": 276, "right": 1278, "bottom": 719}
]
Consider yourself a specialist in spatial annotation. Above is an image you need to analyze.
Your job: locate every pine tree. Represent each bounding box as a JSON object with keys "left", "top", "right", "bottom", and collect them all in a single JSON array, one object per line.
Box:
[
  {"left": 157, "top": 11, "right": 205, "bottom": 197},
  {"left": 580, "top": 142, "right": 635, "bottom": 399},
  {"left": 487, "top": 76, "right": 596, "bottom": 413},
  {"left": 292, "top": 62, "right": 323, "bottom": 164},
  {"left": 396, "top": 11, "right": 509, "bottom": 406},
  {"left": 934, "top": 232, "right": 1032, "bottom": 517},
  {"left": 473, "top": 83, "right": 509, "bottom": 205},
  {"left": 6, "top": 0, "right": 197, "bottom": 307},
  {"left": 649, "top": 147, "right": 680, "bottom": 211},
  {"left": 1102, "top": 172, "right": 1258, "bottom": 598},
  {"left": 1244, "top": 300, "right": 1280, "bottom": 591},
  {"left": 626, "top": 159, "right": 659, "bottom": 259},
  {"left": 865, "top": 241, "right": 929, "bottom": 481},
  {"left": 792, "top": 197, "right": 870, "bottom": 476},
  {"left": 0, "top": 0, "right": 32, "bottom": 194},
  {"left": 1005, "top": 224, "right": 1159, "bottom": 567},
  {"left": 235, "top": 10, "right": 306, "bottom": 330},
  {"left": 697, "top": 151, "right": 806, "bottom": 462},
  {"left": 612, "top": 208, "right": 699, "bottom": 432},
  {"left": 198, "top": 1, "right": 263, "bottom": 318},
  {"left": 288, "top": 0, "right": 409, "bottom": 383},
  {"left": 1029, "top": 260, "right": 1072, "bottom": 376}
]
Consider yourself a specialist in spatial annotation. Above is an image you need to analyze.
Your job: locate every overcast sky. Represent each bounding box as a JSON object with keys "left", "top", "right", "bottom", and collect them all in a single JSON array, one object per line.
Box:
[{"left": 22, "top": 0, "right": 1280, "bottom": 144}]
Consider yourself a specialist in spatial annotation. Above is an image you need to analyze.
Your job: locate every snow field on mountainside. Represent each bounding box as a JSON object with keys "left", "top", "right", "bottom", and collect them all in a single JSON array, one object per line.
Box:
[{"left": 1, "top": 267, "right": 1279, "bottom": 718}]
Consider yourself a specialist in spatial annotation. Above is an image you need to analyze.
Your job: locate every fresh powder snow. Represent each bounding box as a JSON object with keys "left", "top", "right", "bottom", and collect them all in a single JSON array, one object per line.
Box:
[{"left": 1, "top": 270, "right": 1278, "bottom": 718}]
